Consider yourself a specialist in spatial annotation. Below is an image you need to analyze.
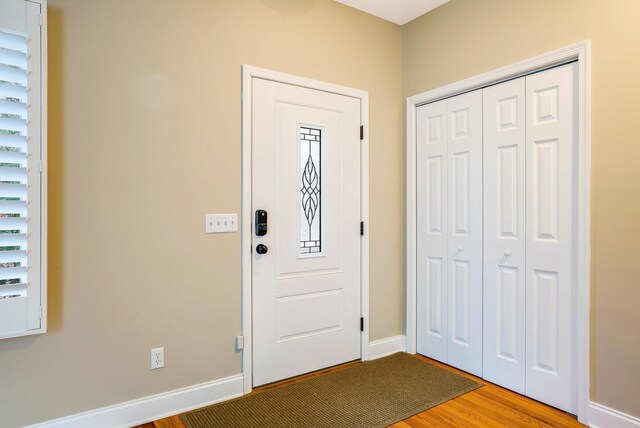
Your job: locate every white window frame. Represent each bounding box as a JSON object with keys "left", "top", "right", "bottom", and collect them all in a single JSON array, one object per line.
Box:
[{"left": 0, "top": 0, "right": 48, "bottom": 340}]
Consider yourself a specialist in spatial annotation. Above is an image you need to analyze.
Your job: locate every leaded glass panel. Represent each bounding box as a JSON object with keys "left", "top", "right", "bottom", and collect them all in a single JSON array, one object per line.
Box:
[{"left": 300, "top": 126, "right": 321, "bottom": 254}]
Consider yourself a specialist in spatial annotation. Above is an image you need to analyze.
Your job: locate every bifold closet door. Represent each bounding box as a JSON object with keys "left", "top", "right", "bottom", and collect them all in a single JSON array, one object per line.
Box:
[
  {"left": 417, "top": 99, "right": 448, "bottom": 362},
  {"left": 417, "top": 90, "right": 483, "bottom": 377},
  {"left": 525, "top": 63, "right": 577, "bottom": 413},
  {"left": 446, "top": 92, "right": 483, "bottom": 376},
  {"left": 483, "top": 77, "right": 527, "bottom": 394},
  {"left": 418, "top": 62, "right": 577, "bottom": 412},
  {"left": 483, "top": 63, "right": 577, "bottom": 413}
]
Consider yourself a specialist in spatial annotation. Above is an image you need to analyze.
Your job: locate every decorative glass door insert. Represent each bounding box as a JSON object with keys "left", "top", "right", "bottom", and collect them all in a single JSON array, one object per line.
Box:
[{"left": 300, "top": 126, "right": 321, "bottom": 254}]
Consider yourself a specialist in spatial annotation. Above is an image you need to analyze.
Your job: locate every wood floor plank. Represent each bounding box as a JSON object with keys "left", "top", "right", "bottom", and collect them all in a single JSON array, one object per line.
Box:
[
  {"left": 388, "top": 421, "right": 412, "bottom": 428},
  {"left": 153, "top": 415, "right": 185, "bottom": 428},
  {"left": 444, "top": 395, "right": 517, "bottom": 428},
  {"left": 456, "top": 389, "right": 550, "bottom": 428},
  {"left": 475, "top": 387, "right": 579, "bottom": 427},
  {"left": 419, "top": 405, "right": 484, "bottom": 428},
  {"left": 135, "top": 354, "right": 585, "bottom": 428}
]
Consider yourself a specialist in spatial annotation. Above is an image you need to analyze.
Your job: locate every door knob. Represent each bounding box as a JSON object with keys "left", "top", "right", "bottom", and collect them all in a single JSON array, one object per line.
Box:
[
  {"left": 256, "top": 244, "right": 268, "bottom": 255},
  {"left": 457, "top": 245, "right": 464, "bottom": 251},
  {"left": 504, "top": 249, "right": 512, "bottom": 256}
]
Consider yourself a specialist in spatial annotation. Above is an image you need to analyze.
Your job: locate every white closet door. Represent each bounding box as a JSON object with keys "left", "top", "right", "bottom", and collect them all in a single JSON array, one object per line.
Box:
[
  {"left": 525, "top": 63, "right": 577, "bottom": 413},
  {"left": 446, "top": 90, "right": 483, "bottom": 376},
  {"left": 416, "top": 99, "right": 448, "bottom": 362},
  {"left": 482, "top": 78, "right": 526, "bottom": 393}
]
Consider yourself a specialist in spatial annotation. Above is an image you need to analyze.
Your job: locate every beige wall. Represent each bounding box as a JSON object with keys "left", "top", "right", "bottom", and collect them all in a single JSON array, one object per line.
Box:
[
  {"left": 404, "top": 0, "right": 640, "bottom": 418},
  {"left": 0, "top": 1, "right": 404, "bottom": 426},
  {"left": 3, "top": 0, "right": 638, "bottom": 425}
]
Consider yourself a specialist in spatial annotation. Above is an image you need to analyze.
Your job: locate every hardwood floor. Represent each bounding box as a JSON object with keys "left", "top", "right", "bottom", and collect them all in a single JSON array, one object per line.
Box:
[{"left": 135, "top": 354, "right": 585, "bottom": 428}]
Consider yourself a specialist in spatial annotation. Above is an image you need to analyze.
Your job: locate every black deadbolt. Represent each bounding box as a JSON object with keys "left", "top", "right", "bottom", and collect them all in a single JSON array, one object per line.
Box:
[{"left": 255, "top": 210, "right": 268, "bottom": 236}]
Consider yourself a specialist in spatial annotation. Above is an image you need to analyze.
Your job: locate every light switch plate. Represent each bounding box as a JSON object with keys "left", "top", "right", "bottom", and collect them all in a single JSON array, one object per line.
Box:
[{"left": 205, "top": 214, "right": 238, "bottom": 233}]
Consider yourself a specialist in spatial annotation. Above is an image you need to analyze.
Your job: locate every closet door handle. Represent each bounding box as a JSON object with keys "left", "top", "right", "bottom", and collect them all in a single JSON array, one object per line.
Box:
[
  {"left": 457, "top": 245, "right": 464, "bottom": 251},
  {"left": 504, "top": 249, "right": 512, "bottom": 257}
]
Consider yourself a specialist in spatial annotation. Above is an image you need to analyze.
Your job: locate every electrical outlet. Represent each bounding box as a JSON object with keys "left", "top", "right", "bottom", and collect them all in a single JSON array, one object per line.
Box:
[{"left": 150, "top": 347, "right": 164, "bottom": 370}]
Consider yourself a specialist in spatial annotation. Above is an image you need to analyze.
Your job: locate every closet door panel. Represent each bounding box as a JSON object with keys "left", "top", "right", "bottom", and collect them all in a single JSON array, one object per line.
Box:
[
  {"left": 416, "top": 100, "right": 448, "bottom": 362},
  {"left": 482, "top": 78, "right": 526, "bottom": 393},
  {"left": 525, "top": 63, "right": 577, "bottom": 413},
  {"left": 446, "top": 90, "right": 483, "bottom": 377}
]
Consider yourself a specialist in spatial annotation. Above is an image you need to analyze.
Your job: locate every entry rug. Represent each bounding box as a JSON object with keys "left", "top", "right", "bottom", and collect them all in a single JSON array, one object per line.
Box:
[{"left": 181, "top": 352, "right": 480, "bottom": 428}]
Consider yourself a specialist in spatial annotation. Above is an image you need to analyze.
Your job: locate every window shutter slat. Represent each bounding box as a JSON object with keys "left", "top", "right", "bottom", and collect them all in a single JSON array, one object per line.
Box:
[
  {"left": 0, "top": 63, "right": 26, "bottom": 86},
  {"left": 0, "top": 134, "right": 27, "bottom": 147},
  {"left": 0, "top": 81, "right": 27, "bottom": 101},
  {"left": 0, "top": 117, "right": 26, "bottom": 134},
  {"left": 0, "top": 47, "right": 26, "bottom": 69},
  {"left": 0, "top": 98, "right": 26, "bottom": 116},
  {"left": 0, "top": 31, "right": 26, "bottom": 52}
]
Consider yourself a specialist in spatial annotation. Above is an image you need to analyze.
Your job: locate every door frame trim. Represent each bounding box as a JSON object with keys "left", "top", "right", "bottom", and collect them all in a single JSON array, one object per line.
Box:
[
  {"left": 405, "top": 41, "right": 591, "bottom": 423},
  {"left": 241, "top": 65, "right": 370, "bottom": 394}
]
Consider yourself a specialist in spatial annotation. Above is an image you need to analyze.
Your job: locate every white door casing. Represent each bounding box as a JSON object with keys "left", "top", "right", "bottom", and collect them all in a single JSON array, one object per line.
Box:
[
  {"left": 525, "top": 63, "right": 577, "bottom": 413},
  {"left": 483, "top": 77, "right": 527, "bottom": 393},
  {"left": 416, "top": 90, "right": 483, "bottom": 377},
  {"left": 251, "top": 78, "right": 362, "bottom": 387}
]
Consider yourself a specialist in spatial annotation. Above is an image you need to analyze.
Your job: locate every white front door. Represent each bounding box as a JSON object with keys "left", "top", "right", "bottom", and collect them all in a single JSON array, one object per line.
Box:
[{"left": 251, "top": 78, "right": 362, "bottom": 387}]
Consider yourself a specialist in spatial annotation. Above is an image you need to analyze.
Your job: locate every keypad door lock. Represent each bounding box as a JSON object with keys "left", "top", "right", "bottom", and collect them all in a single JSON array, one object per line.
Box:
[{"left": 255, "top": 210, "right": 268, "bottom": 236}]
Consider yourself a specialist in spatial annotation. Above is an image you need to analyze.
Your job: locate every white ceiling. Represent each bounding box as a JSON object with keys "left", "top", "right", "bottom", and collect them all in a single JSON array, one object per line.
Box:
[{"left": 334, "top": 0, "right": 450, "bottom": 25}]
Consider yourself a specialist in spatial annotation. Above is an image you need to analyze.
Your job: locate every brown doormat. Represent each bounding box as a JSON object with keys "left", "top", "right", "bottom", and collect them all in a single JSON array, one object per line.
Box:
[{"left": 181, "top": 352, "right": 481, "bottom": 428}]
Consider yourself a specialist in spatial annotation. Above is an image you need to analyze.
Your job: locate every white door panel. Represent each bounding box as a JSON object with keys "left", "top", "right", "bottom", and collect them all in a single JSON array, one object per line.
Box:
[
  {"left": 525, "top": 63, "right": 577, "bottom": 413},
  {"left": 416, "top": 100, "right": 448, "bottom": 362},
  {"left": 446, "top": 90, "right": 483, "bottom": 377},
  {"left": 483, "top": 77, "right": 526, "bottom": 393},
  {"left": 252, "top": 78, "right": 361, "bottom": 387},
  {"left": 416, "top": 90, "right": 483, "bottom": 376}
]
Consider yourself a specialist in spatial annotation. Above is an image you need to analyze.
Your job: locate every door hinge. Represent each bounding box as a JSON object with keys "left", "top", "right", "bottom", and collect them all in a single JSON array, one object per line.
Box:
[
  {"left": 39, "top": 306, "right": 44, "bottom": 319},
  {"left": 360, "top": 221, "right": 364, "bottom": 236},
  {"left": 39, "top": 160, "right": 43, "bottom": 173},
  {"left": 360, "top": 317, "right": 364, "bottom": 332},
  {"left": 39, "top": 14, "right": 44, "bottom": 26},
  {"left": 359, "top": 125, "right": 364, "bottom": 140}
]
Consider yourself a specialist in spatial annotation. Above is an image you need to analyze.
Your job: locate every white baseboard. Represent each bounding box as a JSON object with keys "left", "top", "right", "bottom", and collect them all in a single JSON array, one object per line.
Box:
[
  {"left": 368, "top": 335, "right": 406, "bottom": 360},
  {"left": 23, "top": 337, "right": 404, "bottom": 428},
  {"left": 27, "top": 350, "right": 639, "bottom": 428},
  {"left": 590, "top": 402, "right": 640, "bottom": 428},
  {"left": 27, "top": 374, "right": 243, "bottom": 428}
]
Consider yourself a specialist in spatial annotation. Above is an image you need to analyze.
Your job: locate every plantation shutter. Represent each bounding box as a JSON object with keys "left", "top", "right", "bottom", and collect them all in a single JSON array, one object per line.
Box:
[{"left": 0, "top": 0, "right": 46, "bottom": 339}]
